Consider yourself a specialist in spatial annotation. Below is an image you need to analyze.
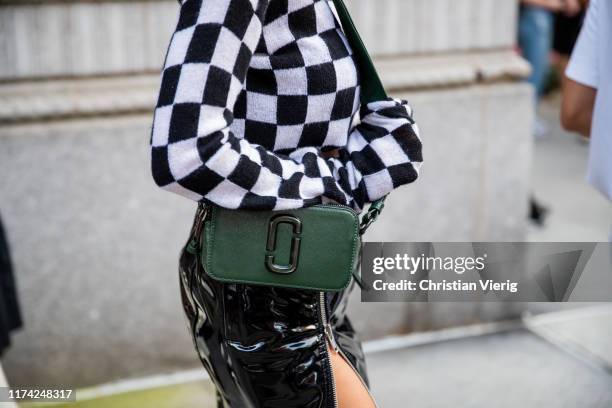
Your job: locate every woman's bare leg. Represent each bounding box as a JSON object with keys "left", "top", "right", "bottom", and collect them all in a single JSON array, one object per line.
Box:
[{"left": 328, "top": 344, "right": 377, "bottom": 408}]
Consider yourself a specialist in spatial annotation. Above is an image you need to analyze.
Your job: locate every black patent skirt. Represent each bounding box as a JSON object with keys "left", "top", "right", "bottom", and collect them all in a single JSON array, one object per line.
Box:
[{"left": 178, "top": 208, "right": 369, "bottom": 408}]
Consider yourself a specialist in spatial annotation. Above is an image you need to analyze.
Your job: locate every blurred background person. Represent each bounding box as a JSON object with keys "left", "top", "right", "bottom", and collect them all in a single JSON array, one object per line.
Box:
[
  {"left": 552, "top": 1, "right": 586, "bottom": 74},
  {"left": 519, "top": 0, "right": 581, "bottom": 135},
  {"left": 518, "top": 0, "right": 583, "bottom": 225},
  {"left": 561, "top": 0, "right": 612, "bottom": 239},
  {"left": 552, "top": 0, "right": 587, "bottom": 145}
]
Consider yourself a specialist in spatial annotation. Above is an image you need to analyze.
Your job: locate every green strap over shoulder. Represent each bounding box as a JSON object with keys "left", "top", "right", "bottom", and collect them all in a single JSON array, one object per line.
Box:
[
  {"left": 331, "top": 0, "right": 388, "bottom": 233},
  {"left": 331, "top": 0, "right": 388, "bottom": 105}
]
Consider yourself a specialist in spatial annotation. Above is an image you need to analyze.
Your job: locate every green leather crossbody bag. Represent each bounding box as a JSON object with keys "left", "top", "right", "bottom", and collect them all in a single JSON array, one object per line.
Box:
[{"left": 191, "top": 0, "right": 388, "bottom": 291}]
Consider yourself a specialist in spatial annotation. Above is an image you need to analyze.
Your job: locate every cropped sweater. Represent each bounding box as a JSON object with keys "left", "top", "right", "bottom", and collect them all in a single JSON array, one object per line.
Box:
[{"left": 151, "top": 0, "right": 422, "bottom": 211}]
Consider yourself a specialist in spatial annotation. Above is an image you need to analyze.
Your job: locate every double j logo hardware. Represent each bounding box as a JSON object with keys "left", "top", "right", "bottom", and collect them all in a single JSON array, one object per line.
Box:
[{"left": 265, "top": 215, "right": 302, "bottom": 274}]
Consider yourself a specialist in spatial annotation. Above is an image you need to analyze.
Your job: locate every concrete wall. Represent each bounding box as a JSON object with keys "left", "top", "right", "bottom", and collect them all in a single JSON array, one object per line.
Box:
[
  {"left": 0, "top": 0, "right": 516, "bottom": 79},
  {"left": 0, "top": 0, "right": 534, "bottom": 388}
]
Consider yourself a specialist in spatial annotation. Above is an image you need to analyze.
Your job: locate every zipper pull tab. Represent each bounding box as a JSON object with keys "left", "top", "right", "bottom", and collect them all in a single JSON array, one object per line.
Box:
[{"left": 325, "top": 323, "right": 339, "bottom": 353}]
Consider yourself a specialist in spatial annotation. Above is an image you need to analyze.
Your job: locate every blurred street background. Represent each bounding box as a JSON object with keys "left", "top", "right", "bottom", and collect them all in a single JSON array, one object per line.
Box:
[{"left": 0, "top": 0, "right": 610, "bottom": 406}]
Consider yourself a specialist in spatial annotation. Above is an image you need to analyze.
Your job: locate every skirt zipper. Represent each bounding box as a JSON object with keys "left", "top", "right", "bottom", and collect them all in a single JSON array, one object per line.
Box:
[
  {"left": 320, "top": 293, "right": 380, "bottom": 408},
  {"left": 319, "top": 292, "right": 339, "bottom": 408}
]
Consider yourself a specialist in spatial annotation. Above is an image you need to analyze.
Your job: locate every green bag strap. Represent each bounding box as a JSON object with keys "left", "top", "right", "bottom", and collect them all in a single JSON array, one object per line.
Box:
[
  {"left": 331, "top": 0, "right": 388, "bottom": 235},
  {"left": 331, "top": 0, "right": 388, "bottom": 105}
]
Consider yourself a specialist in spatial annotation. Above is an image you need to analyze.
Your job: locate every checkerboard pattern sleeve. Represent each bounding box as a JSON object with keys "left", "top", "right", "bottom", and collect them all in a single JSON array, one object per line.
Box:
[{"left": 151, "top": 0, "right": 422, "bottom": 211}]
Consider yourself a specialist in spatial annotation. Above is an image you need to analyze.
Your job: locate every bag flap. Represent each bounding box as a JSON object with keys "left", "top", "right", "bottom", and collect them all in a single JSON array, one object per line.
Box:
[{"left": 203, "top": 205, "right": 360, "bottom": 291}]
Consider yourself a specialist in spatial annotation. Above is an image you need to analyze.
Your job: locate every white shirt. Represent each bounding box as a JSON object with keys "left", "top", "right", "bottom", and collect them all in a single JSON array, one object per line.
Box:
[{"left": 566, "top": 0, "right": 612, "bottom": 201}]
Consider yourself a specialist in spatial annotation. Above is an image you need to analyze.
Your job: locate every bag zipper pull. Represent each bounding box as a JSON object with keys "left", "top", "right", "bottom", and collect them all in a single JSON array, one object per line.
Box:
[{"left": 325, "top": 323, "right": 340, "bottom": 353}]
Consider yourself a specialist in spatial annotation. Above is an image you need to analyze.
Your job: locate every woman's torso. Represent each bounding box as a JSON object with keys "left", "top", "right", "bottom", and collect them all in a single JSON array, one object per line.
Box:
[{"left": 230, "top": 0, "right": 360, "bottom": 155}]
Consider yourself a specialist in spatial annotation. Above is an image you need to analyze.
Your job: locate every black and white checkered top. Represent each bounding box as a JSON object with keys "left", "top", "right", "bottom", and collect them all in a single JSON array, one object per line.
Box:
[{"left": 151, "top": 0, "right": 422, "bottom": 211}]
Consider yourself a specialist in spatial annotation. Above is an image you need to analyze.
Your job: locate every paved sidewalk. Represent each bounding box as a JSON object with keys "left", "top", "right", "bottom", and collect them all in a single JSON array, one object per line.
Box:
[{"left": 369, "top": 306, "right": 612, "bottom": 408}]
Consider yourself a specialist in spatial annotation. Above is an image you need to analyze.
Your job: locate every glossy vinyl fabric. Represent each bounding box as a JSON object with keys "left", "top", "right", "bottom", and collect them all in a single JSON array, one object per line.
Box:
[{"left": 179, "top": 210, "right": 369, "bottom": 408}]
